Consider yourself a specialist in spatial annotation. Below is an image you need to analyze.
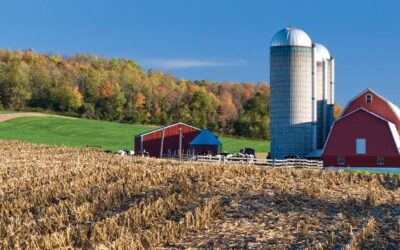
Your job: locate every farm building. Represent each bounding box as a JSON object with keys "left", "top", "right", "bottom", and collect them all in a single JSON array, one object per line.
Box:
[
  {"left": 323, "top": 89, "right": 400, "bottom": 167},
  {"left": 134, "top": 122, "right": 222, "bottom": 158},
  {"left": 189, "top": 130, "right": 222, "bottom": 155},
  {"left": 269, "top": 27, "right": 335, "bottom": 159},
  {"left": 134, "top": 122, "right": 200, "bottom": 157}
]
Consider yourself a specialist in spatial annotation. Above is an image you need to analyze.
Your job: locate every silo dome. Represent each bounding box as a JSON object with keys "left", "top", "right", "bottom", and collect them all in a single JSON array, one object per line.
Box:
[
  {"left": 314, "top": 43, "right": 331, "bottom": 61},
  {"left": 270, "top": 27, "right": 312, "bottom": 47}
]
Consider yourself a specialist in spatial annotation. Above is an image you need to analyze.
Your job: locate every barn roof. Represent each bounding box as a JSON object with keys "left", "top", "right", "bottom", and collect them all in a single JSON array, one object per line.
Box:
[
  {"left": 134, "top": 122, "right": 200, "bottom": 138},
  {"left": 337, "top": 107, "right": 392, "bottom": 124},
  {"left": 189, "top": 130, "right": 221, "bottom": 146},
  {"left": 343, "top": 88, "right": 400, "bottom": 122}
]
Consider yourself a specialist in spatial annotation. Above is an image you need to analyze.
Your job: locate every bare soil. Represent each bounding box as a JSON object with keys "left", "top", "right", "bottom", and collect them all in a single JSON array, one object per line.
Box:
[{"left": 0, "top": 112, "right": 50, "bottom": 123}]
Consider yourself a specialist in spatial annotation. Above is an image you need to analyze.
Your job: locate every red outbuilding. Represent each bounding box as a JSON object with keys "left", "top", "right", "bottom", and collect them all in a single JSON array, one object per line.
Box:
[
  {"left": 323, "top": 89, "right": 400, "bottom": 167},
  {"left": 134, "top": 122, "right": 201, "bottom": 157}
]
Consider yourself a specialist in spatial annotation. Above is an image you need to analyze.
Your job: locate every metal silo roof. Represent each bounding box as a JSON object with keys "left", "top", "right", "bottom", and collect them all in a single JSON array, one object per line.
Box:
[
  {"left": 314, "top": 43, "right": 331, "bottom": 61},
  {"left": 270, "top": 27, "right": 312, "bottom": 47}
]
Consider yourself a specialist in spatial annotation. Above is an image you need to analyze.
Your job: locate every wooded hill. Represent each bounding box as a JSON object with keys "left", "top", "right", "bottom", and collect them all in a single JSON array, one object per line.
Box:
[
  {"left": 0, "top": 49, "right": 272, "bottom": 139},
  {"left": 0, "top": 49, "right": 342, "bottom": 140}
]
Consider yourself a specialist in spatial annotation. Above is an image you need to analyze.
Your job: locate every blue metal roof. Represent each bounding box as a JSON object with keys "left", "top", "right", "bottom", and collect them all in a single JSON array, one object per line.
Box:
[{"left": 189, "top": 130, "right": 221, "bottom": 145}]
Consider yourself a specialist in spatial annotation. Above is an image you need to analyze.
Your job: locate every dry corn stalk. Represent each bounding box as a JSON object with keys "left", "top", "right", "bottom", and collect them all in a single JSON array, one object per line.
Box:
[{"left": 0, "top": 140, "right": 399, "bottom": 249}]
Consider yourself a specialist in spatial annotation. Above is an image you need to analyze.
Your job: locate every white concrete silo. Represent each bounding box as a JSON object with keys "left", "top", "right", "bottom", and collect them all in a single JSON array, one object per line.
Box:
[
  {"left": 313, "top": 43, "right": 335, "bottom": 149},
  {"left": 270, "top": 27, "right": 314, "bottom": 159}
]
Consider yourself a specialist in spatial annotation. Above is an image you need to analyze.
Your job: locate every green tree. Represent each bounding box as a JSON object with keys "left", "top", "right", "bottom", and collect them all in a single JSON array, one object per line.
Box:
[
  {"left": 0, "top": 61, "right": 31, "bottom": 109},
  {"left": 0, "top": 49, "right": 278, "bottom": 139},
  {"left": 29, "top": 61, "right": 58, "bottom": 109},
  {"left": 189, "top": 91, "right": 219, "bottom": 129},
  {"left": 234, "top": 92, "right": 270, "bottom": 140}
]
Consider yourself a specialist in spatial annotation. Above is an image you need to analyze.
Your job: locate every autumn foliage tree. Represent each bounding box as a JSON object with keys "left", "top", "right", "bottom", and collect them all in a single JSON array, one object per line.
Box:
[
  {"left": 98, "top": 81, "right": 126, "bottom": 121},
  {"left": 333, "top": 103, "right": 343, "bottom": 118},
  {"left": 56, "top": 85, "right": 83, "bottom": 111},
  {"left": 0, "top": 49, "right": 340, "bottom": 140}
]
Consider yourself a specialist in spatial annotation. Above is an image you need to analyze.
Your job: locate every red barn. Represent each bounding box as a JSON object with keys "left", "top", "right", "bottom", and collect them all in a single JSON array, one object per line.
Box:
[
  {"left": 323, "top": 89, "right": 400, "bottom": 167},
  {"left": 134, "top": 122, "right": 201, "bottom": 157}
]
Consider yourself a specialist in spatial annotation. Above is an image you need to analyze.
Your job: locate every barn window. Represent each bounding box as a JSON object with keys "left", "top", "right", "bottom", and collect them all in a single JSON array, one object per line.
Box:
[
  {"left": 356, "top": 138, "right": 366, "bottom": 154},
  {"left": 377, "top": 156, "right": 384, "bottom": 166},
  {"left": 338, "top": 155, "right": 345, "bottom": 165},
  {"left": 366, "top": 94, "right": 373, "bottom": 103}
]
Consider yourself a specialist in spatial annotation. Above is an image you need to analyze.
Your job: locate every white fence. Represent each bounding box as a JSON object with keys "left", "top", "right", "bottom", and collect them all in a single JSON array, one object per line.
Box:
[{"left": 195, "top": 155, "right": 323, "bottom": 168}]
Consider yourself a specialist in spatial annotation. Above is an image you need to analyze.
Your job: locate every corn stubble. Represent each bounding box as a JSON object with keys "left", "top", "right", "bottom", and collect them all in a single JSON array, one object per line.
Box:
[{"left": 0, "top": 141, "right": 399, "bottom": 249}]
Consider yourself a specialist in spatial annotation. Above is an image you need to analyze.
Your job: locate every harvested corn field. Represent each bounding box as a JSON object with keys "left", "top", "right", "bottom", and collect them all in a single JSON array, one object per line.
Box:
[{"left": 0, "top": 141, "right": 400, "bottom": 249}]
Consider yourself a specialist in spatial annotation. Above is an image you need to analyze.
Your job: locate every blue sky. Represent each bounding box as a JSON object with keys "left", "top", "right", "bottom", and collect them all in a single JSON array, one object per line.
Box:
[{"left": 0, "top": 0, "right": 399, "bottom": 106}]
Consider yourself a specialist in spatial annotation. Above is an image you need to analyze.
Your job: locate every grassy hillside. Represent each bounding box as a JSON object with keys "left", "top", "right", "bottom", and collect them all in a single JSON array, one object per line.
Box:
[{"left": 0, "top": 116, "right": 270, "bottom": 153}]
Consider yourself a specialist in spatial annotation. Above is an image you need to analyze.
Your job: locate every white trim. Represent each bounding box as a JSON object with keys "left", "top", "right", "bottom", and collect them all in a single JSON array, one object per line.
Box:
[
  {"left": 342, "top": 88, "right": 400, "bottom": 123},
  {"left": 369, "top": 90, "right": 400, "bottom": 121},
  {"left": 341, "top": 88, "right": 372, "bottom": 113},
  {"left": 135, "top": 122, "right": 201, "bottom": 137},
  {"left": 330, "top": 57, "right": 335, "bottom": 105},
  {"left": 322, "top": 120, "right": 335, "bottom": 153},
  {"left": 388, "top": 102, "right": 400, "bottom": 122},
  {"left": 322, "top": 107, "right": 394, "bottom": 154},
  {"left": 336, "top": 107, "right": 391, "bottom": 123},
  {"left": 388, "top": 122, "right": 400, "bottom": 154},
  {"left": 365, "top": 94, "right": 373, "bottom": 103}
]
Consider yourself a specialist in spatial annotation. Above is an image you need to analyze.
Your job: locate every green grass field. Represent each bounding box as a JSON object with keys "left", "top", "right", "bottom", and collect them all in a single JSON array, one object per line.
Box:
[{"left": 0, "top": 116, "right": 270, "bottom": 153}]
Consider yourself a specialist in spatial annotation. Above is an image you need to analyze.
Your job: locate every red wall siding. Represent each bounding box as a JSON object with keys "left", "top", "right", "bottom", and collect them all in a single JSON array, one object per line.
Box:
[
  {"left": 343, "top": 90, "right": 400, "bottom": 133},
  {"left": 135, "top": 123, "right": 200, "bottom": 157},
  {"left": 323, "top": 109, "right": 400, "bottom": 167},
  {"left": 324, "top": 156, "right": 400, "bottom": 167}
]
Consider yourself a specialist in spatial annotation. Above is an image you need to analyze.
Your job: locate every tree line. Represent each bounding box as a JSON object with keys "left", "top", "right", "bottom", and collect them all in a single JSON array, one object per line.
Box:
[{"left": 0, "top": 49, "right": 271, "bottom": 139}]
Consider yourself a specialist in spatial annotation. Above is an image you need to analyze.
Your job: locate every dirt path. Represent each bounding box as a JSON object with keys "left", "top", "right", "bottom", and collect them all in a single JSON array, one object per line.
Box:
[{"left": 0, "top": 113, "right": 50, "bottom": 123}]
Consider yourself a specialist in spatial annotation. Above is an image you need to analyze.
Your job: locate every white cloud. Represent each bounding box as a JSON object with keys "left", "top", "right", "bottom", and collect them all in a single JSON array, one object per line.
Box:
[{"left": 142, "top": 58, "right": 247, "bottom": 70}]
